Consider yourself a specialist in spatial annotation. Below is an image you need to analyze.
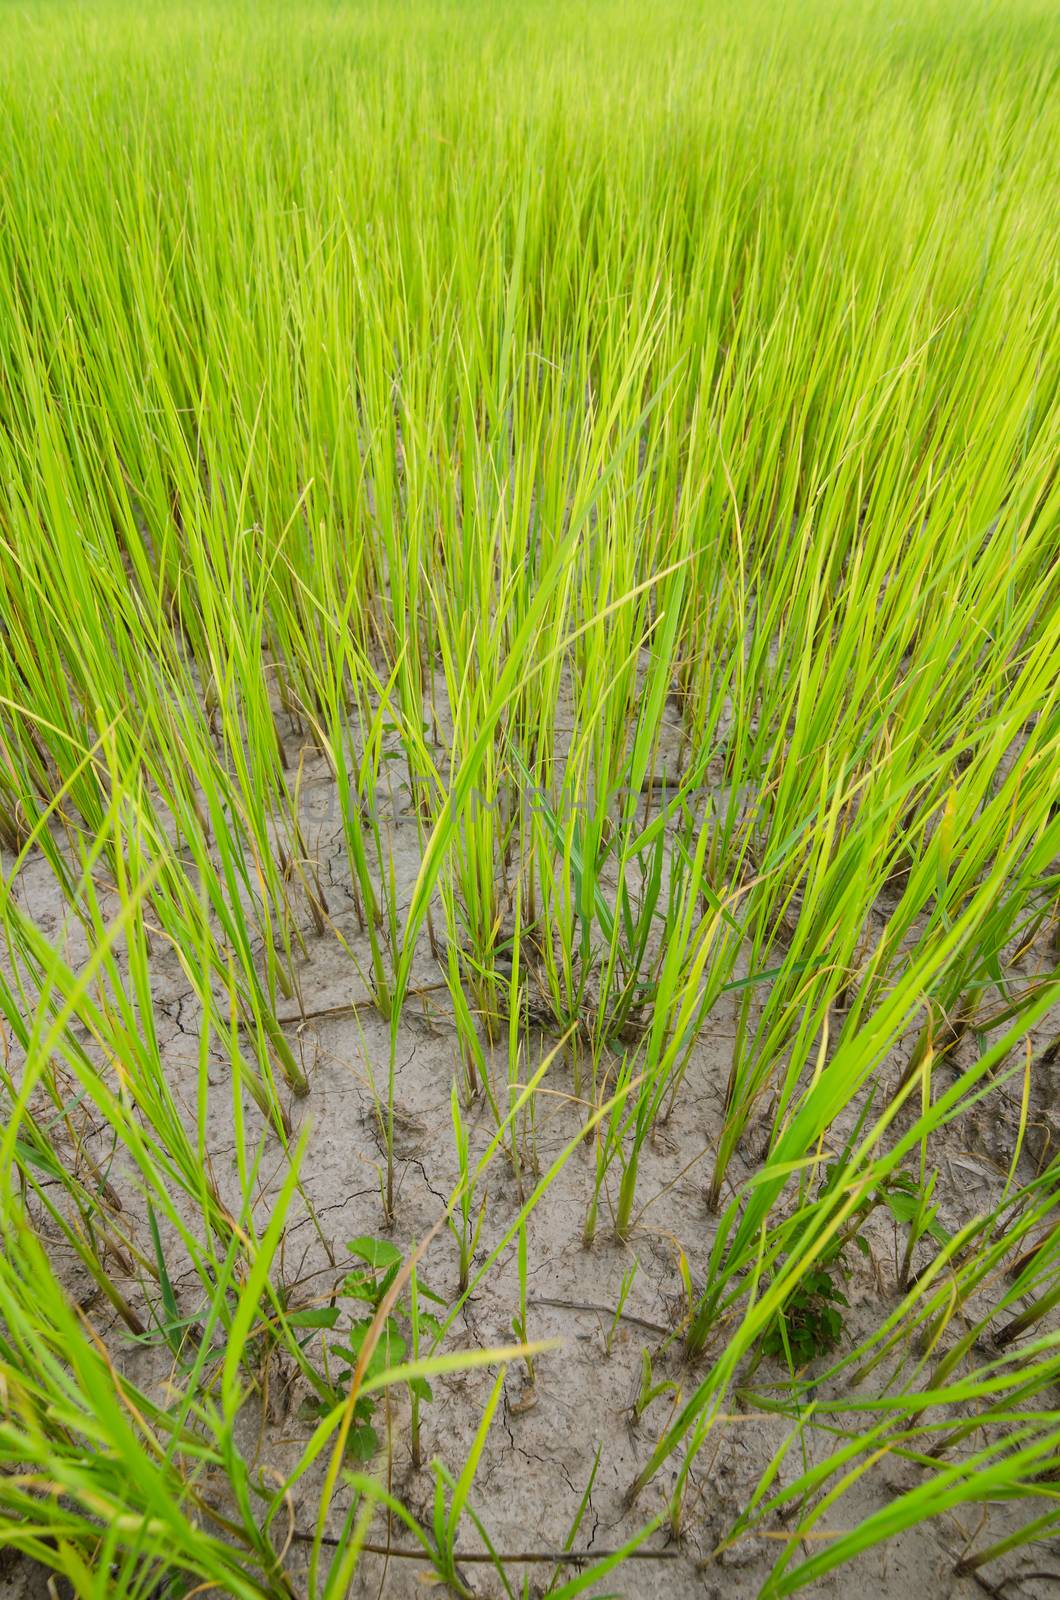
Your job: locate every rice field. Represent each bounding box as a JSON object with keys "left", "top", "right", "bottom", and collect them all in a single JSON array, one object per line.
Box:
[{"left": 1, "top": 0, "right": 1059, "bottom": 1595}]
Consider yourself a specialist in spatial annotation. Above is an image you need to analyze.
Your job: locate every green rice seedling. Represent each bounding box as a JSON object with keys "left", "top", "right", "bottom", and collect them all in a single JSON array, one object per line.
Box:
[
  {"left": 407, "top": 1261, "right": 437, "bottom": 1471},
  {"left": 448, "top": 1082, "right": 488, "bottom": 1294},
  {"left": 511, "top": 1220, "right": 535, "bottom": 1385},
  {"left": 504, "top": 875, "right": 531, "bottom": 1187},
  {"left": 582, "top": 1051, "right": 639, "bottom": 1247},
  {"left": 632, "top": 1347, "right": 681, "bottom": 1426},
  {"left": 309, "top": 645, "right": 403, "bottom": 1016},
  {"left": 954, "top": 1506, "right": 1060, "bottom": 1587},
  {"left": 430, "top": 1041, "right": 643, "bottom": 1356},
  {"left": 605, "top": 1258, "right": 639, "bottom": 1357},
  {"left": 609, "top": 812, "right": 751, "bottom": 1236},
  {"left": 427, "top": 1365, "right": 512, "bottom": 1600},
  {"left": 547, "top": 1443, "right": 603, "bottom": 1593},
  {"left": 443, "top": 922, "right": 491, "bottom": 1104}
]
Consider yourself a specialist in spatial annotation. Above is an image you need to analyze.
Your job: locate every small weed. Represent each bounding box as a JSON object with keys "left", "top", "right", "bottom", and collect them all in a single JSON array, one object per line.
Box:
[
  {"left": 301, "top": 1235, "right": 445, "bottom": 1461},
  {"left": 759, "top": 1250, "right": 854, "bottom": 1368}
]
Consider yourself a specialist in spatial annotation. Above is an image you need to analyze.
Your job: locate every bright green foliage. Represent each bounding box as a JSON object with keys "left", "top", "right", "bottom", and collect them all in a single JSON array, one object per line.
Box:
[
  {"left": 0, "top": 0, "right": 1059, "bottom": 1595},
  {"left": 298, "top": 1236, "right": 445, "bottom": 1462}
]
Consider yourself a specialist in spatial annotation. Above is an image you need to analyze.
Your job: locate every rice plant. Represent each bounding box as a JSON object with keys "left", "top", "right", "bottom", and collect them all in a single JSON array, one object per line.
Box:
[{"left": 1, "top": 0, "right": 1058, "bottom": 1595}]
